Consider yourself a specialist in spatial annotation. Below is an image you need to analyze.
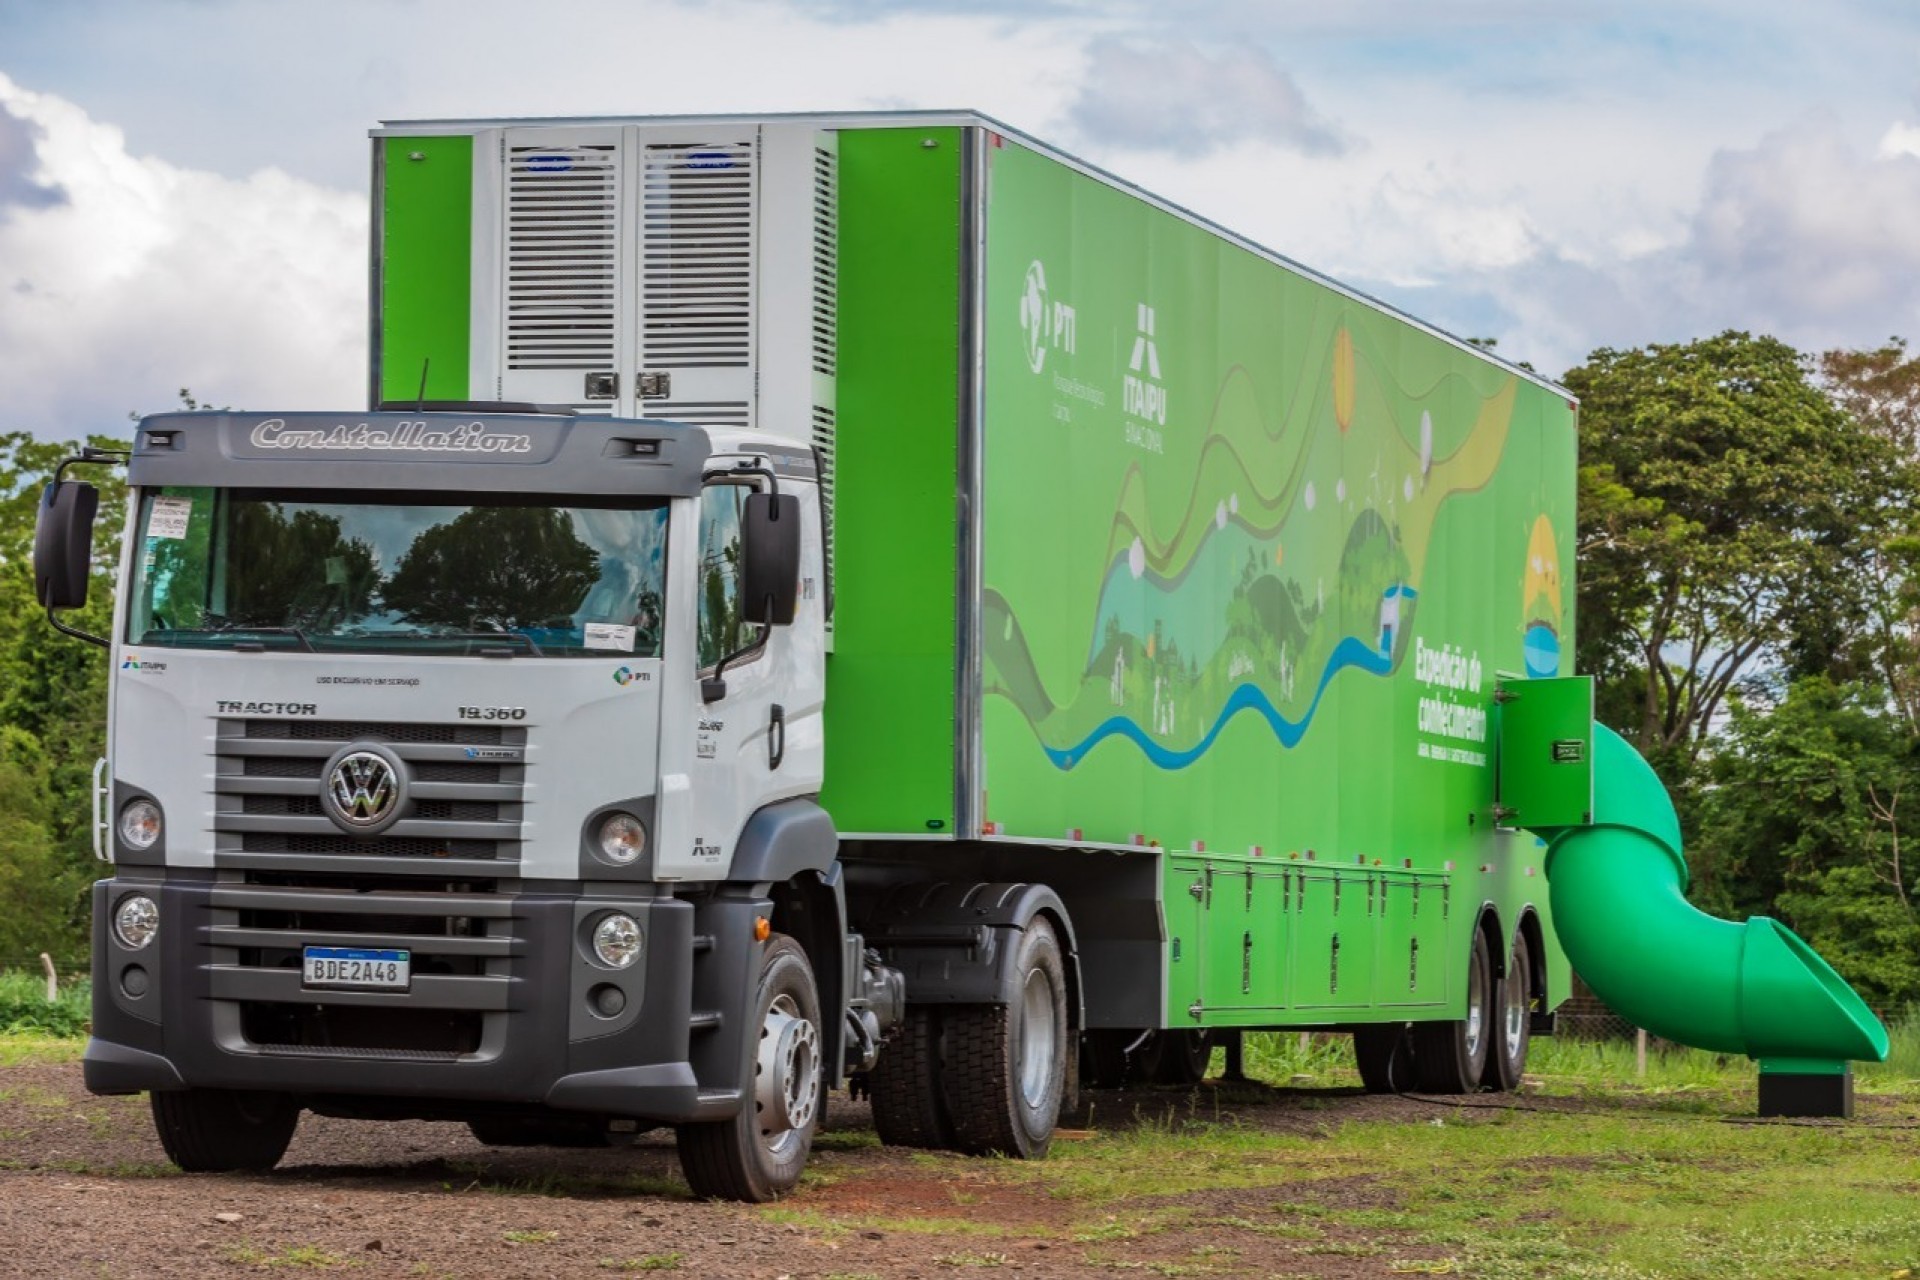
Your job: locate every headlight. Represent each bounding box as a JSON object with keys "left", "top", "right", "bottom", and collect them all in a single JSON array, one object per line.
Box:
[
  {"left": 118, "top": 799, "right": 162, "bottom": 851},
  {"left": 596, "top": 812, "right": 647, "bottom": 865},
  {"left": 114, "top": 894, "right": 159, "bottom": 950},
  {"left": 592, "top": 914, "right": 642, "bottom": 969}
]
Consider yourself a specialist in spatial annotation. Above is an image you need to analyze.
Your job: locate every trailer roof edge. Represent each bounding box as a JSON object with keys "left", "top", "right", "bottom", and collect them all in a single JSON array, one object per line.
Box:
[{"left": 371, "top": 109, "right": 1577, "bottom": 403}]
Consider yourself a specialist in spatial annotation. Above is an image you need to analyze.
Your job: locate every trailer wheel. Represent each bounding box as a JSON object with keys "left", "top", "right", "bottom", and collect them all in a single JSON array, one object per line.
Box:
[
  {"left": 1140, "top": 1030, "right": 1214, "bottom": 1086},
  {"left": 677, "top": 935, "right": 822, "bottom": 1201},
  {"left": 944, "top": 917, "right": 1068, "bottom": 1158},
  {"left": 150, "top": 1088, "right": 299, "bottom": 1172},
  {"left": 867, "top": 1007, "right": 956, "bottom": 1149},
  {"left": 1079, "top": 1029, "right": 1133, "bottom": 1088},
  {"left": 1411, "top": 927, "right": 1494, "bottom": 1093},
  {"left": 1353, "top": 1023, "right": 1414, "bottom": 1093},
  {"left": 1482, "top": 930, "right": 1533, "bottom": 1092}
]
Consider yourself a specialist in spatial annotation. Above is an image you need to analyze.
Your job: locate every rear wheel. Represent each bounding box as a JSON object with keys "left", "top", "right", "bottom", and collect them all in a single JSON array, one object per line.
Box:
[
  {"left": 1352, "top": 1023, "right": 1413, "bottom": 1094},
  {"left": 867, "top": 1007, "right": 956, "bottom": 1149},
  {"left": 944, "top": 918, "right": 1068, "bottom": 1158},
  {"left": 677, "top": 935, "right": 822, "bottom": 1201},
  {"left": 1411, "top": 927, "right": 1494, "bottom": 1093},
  {"left": 150, "top": 1088, "right": 299, "bottom": 1172},
  {"left": 1482, "top": 930, "right": 1533, "bottom": 1092}
]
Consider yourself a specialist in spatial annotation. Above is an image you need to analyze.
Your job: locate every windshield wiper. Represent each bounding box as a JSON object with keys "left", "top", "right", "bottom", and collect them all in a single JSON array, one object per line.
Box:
[
  {"left": 226, "top": 627, "right": 316, "bottom": 653},
  {"left": 144, "top": 623, "right": 315, "bottom": 652},
  {"left": 437, "top": 631, "right": 544, "bottom": 657}
]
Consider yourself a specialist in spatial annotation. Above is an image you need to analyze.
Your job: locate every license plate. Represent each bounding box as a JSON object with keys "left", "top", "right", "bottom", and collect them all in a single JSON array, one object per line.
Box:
[{"left": 302, "top": 946, "right": 411, "bottom": 991}]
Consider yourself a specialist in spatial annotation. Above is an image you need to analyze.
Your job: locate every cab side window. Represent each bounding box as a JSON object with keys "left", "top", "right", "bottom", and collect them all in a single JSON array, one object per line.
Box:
[{"left": 695, "top": 485, "right": 747, "bottom": 669}]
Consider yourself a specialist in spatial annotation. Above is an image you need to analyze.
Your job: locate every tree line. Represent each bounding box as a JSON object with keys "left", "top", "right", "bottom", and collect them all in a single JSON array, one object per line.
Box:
[{"left": 3, "top": 341, "right": 1919, "bottom": 1009}]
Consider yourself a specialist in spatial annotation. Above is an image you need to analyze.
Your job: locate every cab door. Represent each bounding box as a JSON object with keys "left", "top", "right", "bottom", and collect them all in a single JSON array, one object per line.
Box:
[{"left": 673, "top": 473, "right": 825, "bottom": 879}]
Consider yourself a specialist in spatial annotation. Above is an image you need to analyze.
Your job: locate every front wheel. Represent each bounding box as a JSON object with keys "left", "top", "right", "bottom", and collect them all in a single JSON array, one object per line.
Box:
[
  {"left": 944, "top": 918, "right": 1069, "bottom": 1158},
  {"left": 1482, "top": 930, "right": 1533, "bottom": 1092},
  {"left": 677, "top": 935, "right": 823, "bottom": 1201},
  {"left": 150, "top": 1088, "right": 299, "bottom": 1172},
  {"left": 1411, "top": 927, "right": 1494, "bottom": 1093}
]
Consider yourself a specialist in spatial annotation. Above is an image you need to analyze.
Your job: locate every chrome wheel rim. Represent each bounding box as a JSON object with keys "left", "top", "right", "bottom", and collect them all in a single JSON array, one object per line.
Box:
[
  {"left": 1017, "top": 966, "right": 1058, "bottom": 1109},
  {"left": 754, "top": 993, "right": 820, "bottom": 1157},
  {"left": 1504, "top": 947, "right": 1529, "bottom": 1065},
  {"left": 1464, "top": 945, "right": 1487, "bottom": 1060}
]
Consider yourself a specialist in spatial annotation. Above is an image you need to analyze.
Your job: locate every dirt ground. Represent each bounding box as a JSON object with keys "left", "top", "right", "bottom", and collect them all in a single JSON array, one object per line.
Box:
[{"left": 0, "top": 1060, "right": 1617, "bottom": 1279}]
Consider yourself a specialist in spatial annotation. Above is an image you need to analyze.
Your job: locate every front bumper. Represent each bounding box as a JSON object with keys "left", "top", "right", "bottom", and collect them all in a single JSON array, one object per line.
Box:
[{"left": 86, "top": 874, "right": 763, "bottom": 1124}]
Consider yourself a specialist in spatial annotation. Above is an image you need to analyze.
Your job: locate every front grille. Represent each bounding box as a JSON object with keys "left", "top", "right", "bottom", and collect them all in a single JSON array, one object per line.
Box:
[
  {"left": 208, "top": 874, "right": 515, "bottom": 1057},
  {"left": 214, "top": 717, "right": 528, "bottom": 870}
]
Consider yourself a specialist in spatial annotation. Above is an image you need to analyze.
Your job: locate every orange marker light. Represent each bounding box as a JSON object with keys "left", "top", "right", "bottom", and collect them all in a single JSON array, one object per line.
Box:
[{"left": 753, "top": 917, "right": 771, "bottom": 943}]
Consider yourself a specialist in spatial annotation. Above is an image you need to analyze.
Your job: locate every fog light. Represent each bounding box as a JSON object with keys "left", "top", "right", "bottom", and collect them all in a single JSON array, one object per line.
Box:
[
  {"left": 596, "top": 812, "right": 647, "bottom": 865},
  {"left": 589, "top": 983, "right": 627, "bottom": 1018},
  {"left": 118, "top": 799, "right": 162, "bottom": 851},
  {"left": 114, "top": 894, "right": 159, "bottom": 950},
  {"left": 592, "top": 914, "right": 642, "bottom": 969}
]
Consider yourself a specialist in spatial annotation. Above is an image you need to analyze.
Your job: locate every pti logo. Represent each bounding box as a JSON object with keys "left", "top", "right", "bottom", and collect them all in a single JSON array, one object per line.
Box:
[{"left": 1018, "top": 260, "right": 1076, "bottom": 374}]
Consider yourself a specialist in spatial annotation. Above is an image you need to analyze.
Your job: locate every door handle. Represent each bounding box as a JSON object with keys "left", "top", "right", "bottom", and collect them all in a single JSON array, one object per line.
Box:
[{"left": 769, "top": 704, "right": 786, "bottom": 771}]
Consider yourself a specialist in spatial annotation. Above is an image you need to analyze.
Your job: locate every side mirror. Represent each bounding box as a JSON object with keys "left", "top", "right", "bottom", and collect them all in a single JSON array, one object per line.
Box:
[
  {"left": 33, "top": 480, "right": 99, "bottom": 611},
  {"left": 740, "top": 492, "right": 801, "bottom": 626}
]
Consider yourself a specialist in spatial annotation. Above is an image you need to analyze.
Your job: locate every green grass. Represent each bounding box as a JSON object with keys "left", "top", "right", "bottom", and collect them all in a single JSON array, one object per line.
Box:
[
  {"left": 1019, "top": 1085, "right": 1920, "bottom": 1278},
  {"left": 1237, "top": 1006, "right": 1920, "bottom": 1097},
  {"left": 0, "top": 1034, "right": 84, "bottom": 1066},
  {"left": 226, "top": 1242, "right": 352, "bottom": 1268},
  {"left": 0, "top": 971, "right": 89, "bottom": 1037},
  {"left": 994, "top": 1016, "right": 1920, "bottom": 1277}
]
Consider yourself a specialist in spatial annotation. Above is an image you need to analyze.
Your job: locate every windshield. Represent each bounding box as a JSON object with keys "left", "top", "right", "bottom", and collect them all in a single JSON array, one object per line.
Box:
[{"left": 126, "top": 488, "right": 668, "bottom": 658}]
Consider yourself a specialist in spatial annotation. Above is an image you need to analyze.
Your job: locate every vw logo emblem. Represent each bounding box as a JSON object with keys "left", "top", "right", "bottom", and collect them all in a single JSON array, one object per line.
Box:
[{"left": 320, "top": 745, "right": 408, "bottom": 834}]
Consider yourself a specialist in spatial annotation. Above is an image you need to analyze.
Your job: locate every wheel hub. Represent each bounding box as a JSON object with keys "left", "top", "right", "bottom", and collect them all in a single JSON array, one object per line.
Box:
[
  {"left": 755, "top": 994, "right": 820, "bottom": 1146},
  {"left": 1016, "top": 967, "right": 1058, "bottom": 1109}
]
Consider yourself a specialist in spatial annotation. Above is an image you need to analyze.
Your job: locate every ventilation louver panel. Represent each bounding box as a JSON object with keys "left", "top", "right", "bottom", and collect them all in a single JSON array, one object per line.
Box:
[
  {"left": 812, "top": 147, "right": 838, "bottom": 377},
  {"left": 811, "top": 402, "right": 836, "bottom": 576},
  {"left": 641, "top": 142, "right": 755, "bottom": 369},
  {"left": 646, "top": 401, "right": 752, "bottom": 428},
  {"left": 505, "top": 144, "right": 619, "bottom": 371}
]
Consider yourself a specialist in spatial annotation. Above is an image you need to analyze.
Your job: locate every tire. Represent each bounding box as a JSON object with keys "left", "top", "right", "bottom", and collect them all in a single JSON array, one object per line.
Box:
[
  {"left": 867, "top": 1007, "right": 956, "bottom": 1149},
  {"left": 944, "top": 918, "right": 1069, "bottom": 1159},
  {"left": 677, "top": 935, "right": 823, "bottom": 1202},
  {"left": 1138, "top": 1029, "right": 1213, "bottom": 1086},
  {"left": 1412, "top": 926, "right": 1494, "bottom": 1093},
  {"left": 467, "top": 1116, "right": 624, "bottom": 1148},
  {"left": 150, "top": 1088, "right": 299, "bottom": 1173},
  {"left": 1352, "top": 1023, "right": 1414, "bottom": 1094},
  {"left": 1482, "top": 930, "right": 1533, "bottom": 1092},
  {"left": 1079, "top": 1029, "right": 1134, "bottom": 1089}
]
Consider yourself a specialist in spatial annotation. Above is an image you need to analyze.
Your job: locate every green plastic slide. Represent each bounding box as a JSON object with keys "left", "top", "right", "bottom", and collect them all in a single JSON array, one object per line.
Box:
[{"left": 1536, "top": 724, "right": 1889, "bottom": 1066}]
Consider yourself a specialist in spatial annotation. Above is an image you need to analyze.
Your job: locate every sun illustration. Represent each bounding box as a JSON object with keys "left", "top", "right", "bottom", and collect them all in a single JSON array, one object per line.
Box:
[
  {"left": 1522, "top": 513, "right": 1563, "bottom": 679},
  {"left": 1331, "top": 327, "right": 1355, "bottom": 431}
]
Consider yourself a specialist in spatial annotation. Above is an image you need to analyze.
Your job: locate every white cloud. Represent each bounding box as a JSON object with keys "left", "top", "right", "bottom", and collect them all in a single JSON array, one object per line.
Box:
[
  {"left": 1684, "top": 119, "right": 1920, "bottom": 333},
  {"left": 1067, "top": 37, "right": 1347, "bottom": 157},
  {"left": 1361, "top": 118, "right": 1920, "bottom": 378},
  {"left": 0, "top": 74, "right": 365, "bottom": 440},
  {"left": 1878, "top": 121, "right": 1920, "bottom": 159}
]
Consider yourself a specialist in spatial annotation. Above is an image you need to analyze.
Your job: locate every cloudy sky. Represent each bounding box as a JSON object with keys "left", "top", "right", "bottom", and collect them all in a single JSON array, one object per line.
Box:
[{"left": 2, "top": 0, "right": 1917, "bottom": 439}]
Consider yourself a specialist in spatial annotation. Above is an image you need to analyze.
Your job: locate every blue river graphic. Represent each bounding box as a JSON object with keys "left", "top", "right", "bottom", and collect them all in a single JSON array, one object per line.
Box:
[{"left": 1044, "top": 633, "right": 1397, "bottom": 771}]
